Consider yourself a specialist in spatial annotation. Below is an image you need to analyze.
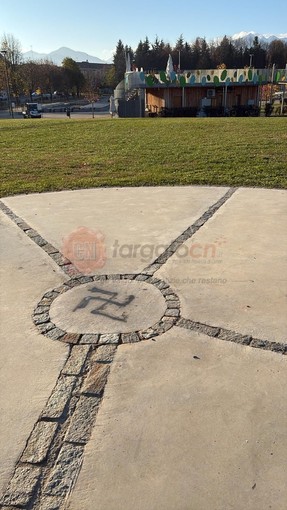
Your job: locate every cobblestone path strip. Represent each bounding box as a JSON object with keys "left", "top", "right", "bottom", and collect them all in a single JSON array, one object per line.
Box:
[
  {"left": 1, "top": 187, "right": 285, "bottom": 510},
  {"left": 0, "top": 345, "right": 117, "bottom": 510},
  {"left": 0, "top": 202, "right": 83, "bottom": 278},
  {"left": 177, "top": 318, "right": 287, "bottom": 355}
]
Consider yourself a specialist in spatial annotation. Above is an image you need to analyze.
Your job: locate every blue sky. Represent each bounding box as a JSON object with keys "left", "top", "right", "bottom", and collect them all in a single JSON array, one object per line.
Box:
[{"left": 1, "top": 0, "right": 286, "bottom": 60}]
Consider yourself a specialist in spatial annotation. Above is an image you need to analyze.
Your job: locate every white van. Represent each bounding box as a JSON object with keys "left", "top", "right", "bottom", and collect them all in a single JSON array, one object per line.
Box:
[{"left": 22, "top": 103, "right": 42, "bottom": 118}]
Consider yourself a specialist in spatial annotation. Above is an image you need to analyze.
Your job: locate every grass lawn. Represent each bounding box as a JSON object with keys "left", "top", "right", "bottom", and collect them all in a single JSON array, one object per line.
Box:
[{"left": 0, "top": 116, "right": 286, "bottom": 197}]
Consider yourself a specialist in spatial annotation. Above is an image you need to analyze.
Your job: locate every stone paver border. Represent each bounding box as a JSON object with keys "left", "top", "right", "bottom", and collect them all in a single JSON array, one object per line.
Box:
[
  {"left": 1, "top": 187, "right": 286, "bottom": 509},
  {"left": 32, "top": 274, "right": 180, "bottom": 345}
]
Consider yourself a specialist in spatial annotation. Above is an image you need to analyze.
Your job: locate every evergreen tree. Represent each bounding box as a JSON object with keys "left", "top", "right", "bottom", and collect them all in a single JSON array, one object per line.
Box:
[
  {"left": 213, "top": 36, "right": 235, "bottom": 68},
  {"left": 113, "top": 39, "right": 126, "bottom": 83},
  {"left": 249, "top": 36, "right": 266, "bottom": 68}
]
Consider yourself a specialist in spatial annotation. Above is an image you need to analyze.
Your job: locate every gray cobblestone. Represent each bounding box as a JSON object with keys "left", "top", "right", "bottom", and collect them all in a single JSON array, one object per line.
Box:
[
  {"left": 62, "top": 345, "right": 90, "bottom": 376},
  {"left": 162, "top": 315, "right": 177, "bottom": 323},
  {"left": 135, "top": 275, "right": 149, "bottom": 281},
  {"left": 165, "top": 294, "right": 179, "bottom": 301},
  {"left": 91, "top": 345, "right": 117, "bottom": 363},
  {"left": 148, "top": 277, "right": 160, "bottom": 285},
  {"left": 153, "top": 320, "right": 174, "bottom": 335},
  {"left": 164, "top": 308, "right": 180, "bottom": 317},
  {"left": 25, "top": 228, "right": 39, "bottom": 238},
  {"left": 65, "top": 395, "right": 100, "bottom": 444},
  {"left": 38, "top": 297, "right": 54, "bottom": 306},
  {"left": 154, "top": 281, "right": 170, "bottom": 290},
  {"left": 43, "top": 291, "right": 59, "bottom": 299},
  {"left": 106, "top": 274, "right": 121, "bottom": 280},
  {"left": 139, "top": 328, "right": 157, "bottom": 340},
  {"left": 42, "top": 376, "right": 77, "bottom": 419},
  {"left": 50, "top": 253, "right": 70, "bottom": 266},
  {"left": 193, "top": 217, "right": 206, "bottom": 228},
  {"left": 65, "top": 279, "right": 82, "bottom": 288},
  {"left": 81, "top": 363, "right": 110, "bottom": 395},
  {"left": 77, "top": 276, "right": 94, "bottom": 283},
  {"left": 80, "top": 334, "right": 99, "bottom": 344},
  {"left": 92, "top": 274, "right": 107, "bottom": 281},
  {"left": 44, "top": 443, "right": 84, "bottom": 497},
  {"left": 161, "top": 287, "right": 176, "bottom": 296},
  {"left": 41, "top": 243, "right": 59, "bottom": 255},
  {"left": 121, "top": 332, "right": 141, "bottom": 343},
  {"left": 34, "top": 305, "right": 50, "bottom": 315},
  {"left": 249, "top": 338, "right": 267, "bottom": 350},
  {"left": 37, "top": 322, "right": 55, "bottom": 334},
  {"left": 166, "top": 300, "right": 180, "bottom": 309},
  {"left": 21, "top": 421, "right": 58, "bottom": 464},
  {"left": 61, "top": 333, "right": 81, "bottom": 344},
  {"left": 155, "top": 251, "right": 174, "bottom": 264},
  {"left": 62, "top": 265, "right": 82, "bottom": 277},
  {"left": 1, "top": 465, "right": 41, "bottom": 507},
  {"left": 270, "top": 342, "right": 286, "bottom": 353},
  {"left": 176, "top": 233, "right": 190, "bottom": 242},
  {"left": 142, "top": 263, "right": 162, "bottom": 275},
  {"left": 18, "top": 221, "right": 32, "bottom": 231},
  {"left": 45, "top": 327, "right": 66, "bottom": 341},
  {"left": 218, "top": 329, "right": 251, "bottom": 345},
  {"left": 98, "top": 333, "right": 120, "bottom": 345},
  {"left": 54, "top": 284, "right": 69, "bottom": 294},
  {"left": 34, "top": 312, "right": 50, "bottom": 325},
  {"left": 178, "top": 318, "right": 220, "bottom": 338},
  {"left": 38, "top": 496, "right": 64, "bottom": 510},
  {"left": 32, "top": 235, "right": 47, "bottom": 247}
]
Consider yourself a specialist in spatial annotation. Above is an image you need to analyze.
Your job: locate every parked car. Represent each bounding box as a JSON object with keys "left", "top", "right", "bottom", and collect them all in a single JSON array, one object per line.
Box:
[{"left": 22, "top": 103, "right": 42, "bottom": 118}]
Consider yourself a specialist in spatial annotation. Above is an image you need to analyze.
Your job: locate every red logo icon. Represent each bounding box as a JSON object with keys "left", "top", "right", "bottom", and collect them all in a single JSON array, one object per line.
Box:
[{"left": 62, "top": 226, "right": 106, "bottom": 274}]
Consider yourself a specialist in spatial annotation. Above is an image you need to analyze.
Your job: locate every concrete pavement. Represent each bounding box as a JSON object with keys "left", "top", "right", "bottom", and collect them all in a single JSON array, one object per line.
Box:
[{"left": 0, "top": 186, "right": 286, "bottom": 510}]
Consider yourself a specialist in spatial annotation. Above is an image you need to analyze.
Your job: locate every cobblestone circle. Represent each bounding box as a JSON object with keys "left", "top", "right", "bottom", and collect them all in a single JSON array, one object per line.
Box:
[
  {"left": 32, "top": 274, "right": 180, "bottom": 345},
  {"left": 1, "top": 188, "right": 286, "bottom": 510}
]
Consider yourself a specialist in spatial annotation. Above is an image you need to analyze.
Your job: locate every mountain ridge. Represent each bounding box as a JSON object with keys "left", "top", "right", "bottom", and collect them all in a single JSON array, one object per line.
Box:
[
  {"left": 23, "top": 46, "right": 111, "bottom": 65},
  {"left": 231, "top": 31, "right": 287, "bottom": 44},
  {"left": 23, "top": 33, "right": 287, "bottom": 65}
]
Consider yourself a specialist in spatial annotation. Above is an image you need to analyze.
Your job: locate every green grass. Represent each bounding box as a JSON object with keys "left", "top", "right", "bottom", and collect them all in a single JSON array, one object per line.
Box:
[{"left": 0, "top": 116, "right": 286, "bottom": 197}]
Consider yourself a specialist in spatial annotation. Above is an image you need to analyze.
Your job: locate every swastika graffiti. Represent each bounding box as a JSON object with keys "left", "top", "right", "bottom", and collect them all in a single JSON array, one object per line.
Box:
[{"left": 73, "top": 286, "right": 135, "bottom": 322}]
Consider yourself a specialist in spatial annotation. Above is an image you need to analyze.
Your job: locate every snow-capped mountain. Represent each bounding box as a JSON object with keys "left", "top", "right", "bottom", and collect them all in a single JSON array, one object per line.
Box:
[
  {"left": 23, "top": 46, "right": 110, "bottom": 65},
  {"left": 231, "top": 31, "right": 287, "bottom": 45}
]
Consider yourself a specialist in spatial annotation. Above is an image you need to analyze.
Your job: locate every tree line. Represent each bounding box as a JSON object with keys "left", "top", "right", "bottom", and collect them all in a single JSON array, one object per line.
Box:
[
  {"left": 0, "top": 34, "right": 111, "bottom": 102},
  {"left": 113, "top": 34, "right": 287, "bottom": 83},
  {"left": 1, "top": 33, "right": 286, "bottom": 102}
]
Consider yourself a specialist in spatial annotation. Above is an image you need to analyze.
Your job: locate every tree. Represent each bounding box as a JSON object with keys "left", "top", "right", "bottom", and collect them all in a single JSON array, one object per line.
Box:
[
  {"left": 213, "top": 36, "right": 235, "bottom": 68},
  {"left": 19, "top": 61, "right": 42, "bottom": 99},
  {"left": 62, "top": 57, "right": 85, "bottom": 97},
  {"left": 0, "top": 33, "right": 22, "bottom": 99},
  {"left": 267, "top": 40, "right": 287, "bottom": 68},
  {"left": 197, "top": 38, "right": 212, "bottom": 69},
  {"left": 150, "top": 36, "right": 167, "bottom": 70},
  {"left": 134, "top": 37, "right": 151, "bottom": 71},
  {"left": 113, "top": 39, "right": 126, "bottom": 84},
  {"left": 1, "top": 33, "right": 22, "bottom": 66},
  {"left": 248, "top": 36, "right": 266, "bottom": 68},
  {"left": 173, "top": 34, "right": 185, "bottom": 69}
]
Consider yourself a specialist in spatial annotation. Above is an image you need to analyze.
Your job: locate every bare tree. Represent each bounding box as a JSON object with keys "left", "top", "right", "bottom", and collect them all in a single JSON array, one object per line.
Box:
[{"left": 1, "top": 33, "right": 22, "bottom": 66}]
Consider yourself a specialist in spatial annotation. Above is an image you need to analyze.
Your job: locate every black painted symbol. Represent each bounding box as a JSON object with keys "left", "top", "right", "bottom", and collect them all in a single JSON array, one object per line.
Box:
[{"left": 73, "top": 286, "right": 135, "bottom": 322}]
